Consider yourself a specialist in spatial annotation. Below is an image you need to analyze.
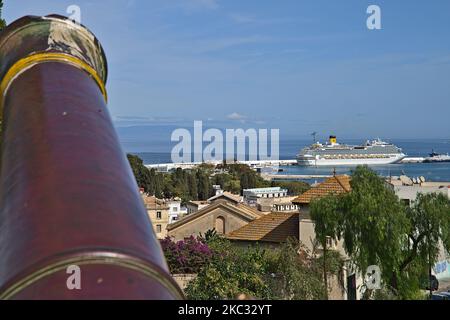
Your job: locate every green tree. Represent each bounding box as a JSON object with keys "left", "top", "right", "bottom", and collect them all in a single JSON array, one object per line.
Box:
[
  {"left": 312, "top": 166, "right": 450, "bottom": 299},
  {"left": 225, "top": 179, "right": 241, "bottom": 194},
  {"left": 212, "top": 172, "right": 241, "bottom": 194},
  {"left": 265, "top": 239, "right": 329, "bottom": 300},
  {"left": 149, "top": 168, "right": 164, "bottom": 198},
  {"left": 187, "top": 172, "right": 199, "bottom": 201},
  {"left": 339, "top": 166, "right": 410, "bottom": 298},
  {"left": 272, "top": 181, "right": 310, "bottom": 196},
  {"left": 127, "top": 154, "right": 152, "bottom": 192},
  {"left": 184, "top": 237, "right": 343, "bottom": 300},
  {"left": 172, "top": 168, "right": 188, "bottom": 198},
  {"left": 196, "top": 169, "right": 212, "bottom": 200},
  {"left": 0, "top": 0, "right": 6, "bottom": 31},
  {"left": 185, "top": 238, "right": 271, "bottom": 300},
  {"left": 397, "top": 193, "right": 450, "bottom": 298},
  {"left": 225, "top": 163, "right": 270, "bottom": 193},
  {"left": 310, "top": 194, "right": 344, "bottom": 299}
]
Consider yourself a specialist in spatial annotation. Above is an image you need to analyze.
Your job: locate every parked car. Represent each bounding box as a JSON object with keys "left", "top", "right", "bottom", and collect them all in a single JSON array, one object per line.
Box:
[
  {"left": 432, "top": 293, "right": 449, "bottom": 300},
  {"left": 439, "top": 292, "right": 450, "bottom": 299},
  {"left": 423, "top": 275, "right": 440, "bottom": 292}
]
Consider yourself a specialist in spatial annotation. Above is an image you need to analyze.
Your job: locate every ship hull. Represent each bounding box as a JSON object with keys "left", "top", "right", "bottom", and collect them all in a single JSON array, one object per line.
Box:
[
  {"left": 297, "top": 155, "right": 406, "bottom": 167},
  {"left": 423, "top": 159, "right": 450, "bottom": 163}
]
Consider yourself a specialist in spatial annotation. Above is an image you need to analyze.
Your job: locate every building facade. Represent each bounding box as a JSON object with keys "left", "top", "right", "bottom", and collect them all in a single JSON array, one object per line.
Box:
[
  {"left": 142, "top": 195, "right": 170, "bottom": 239},
  {"left": 386, "top": 176, "right": 450, "bottom": 206},
  {"left": 167, "top": 198, "right": 264, "bottom": 241},
  {"left": 243, "top": 187, "right": 288, "bottom": 205},
  {"left": 257, "top": 196, "right": 299, "bottom": 212},
  {"left": 387, "top": 176, "right": 450, "bottom": 284},
  {"left": 167, "top": 198, "right": 183, "bottom": 224},
  {"left": 292, "top": 175, "right": 354, "bottom": 300},
  {"left": 186, "top": 200, "right": 209, "bottom": 214}
]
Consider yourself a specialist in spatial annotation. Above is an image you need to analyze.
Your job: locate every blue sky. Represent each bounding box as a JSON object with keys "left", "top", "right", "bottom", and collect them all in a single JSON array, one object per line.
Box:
[{"left": 4, "top": 0, "right": 450, "bottom": 139}]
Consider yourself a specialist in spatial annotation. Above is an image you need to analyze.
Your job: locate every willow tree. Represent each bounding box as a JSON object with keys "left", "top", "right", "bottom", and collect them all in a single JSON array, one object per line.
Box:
[
  {"left": 313, "top": 166, "right": 450, "bottom": 299},
  {"left": 341, "top": 166, "right": 410, "bottom": 297},
  {"left": 397, "top": 193, "right": 450, "bottom": 297}
]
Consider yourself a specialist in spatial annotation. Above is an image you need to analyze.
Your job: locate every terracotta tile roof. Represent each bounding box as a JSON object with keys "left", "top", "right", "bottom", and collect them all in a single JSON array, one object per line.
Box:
[
  {"left": 142, "top": 195, "right": 169, "bottom": 210},
  {"left": 292, "top": 175, "right": 351, "bottom": 204},
  {"left": 235, "top": 203, "right": 267, "bottom": 217},
  {"left": 226, "top": 212, "right": 299, "bottom": 243},
  {"left": 208, "top": 192, "right": 242, "bottom": 203},
  {"left": 188, "top": 200, "right": 209, "bottom": 206}
]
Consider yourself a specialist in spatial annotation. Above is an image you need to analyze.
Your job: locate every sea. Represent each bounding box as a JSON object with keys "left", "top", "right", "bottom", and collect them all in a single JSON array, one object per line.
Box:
[{"left": 120, "top": 138, "right": 450, "bottom": 182}]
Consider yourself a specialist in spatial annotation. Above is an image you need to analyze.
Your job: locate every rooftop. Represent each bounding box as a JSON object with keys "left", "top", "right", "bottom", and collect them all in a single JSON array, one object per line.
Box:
[
  {"left": 208, "top": 191, "right": 242, "bottom": 203},
  {"left": 259, "top": 196, "right": 299, "bottom": 205},
  {"left": 187, "top": 200, "right": 209, "bottom": 207},
  {"left": 292, "top": 175, "right": 351, "bottom": 204},
  {"left": 142, "top": 195, "right": 170, "bottom": 210},
  {"left": 227, "top": 212, "right": 299, "bottom": 243},
  {"left": 243, "top": 187, "right": 288, "bottom": 194},
  {"left": 387, "top": 176, "right": 450, "bottom": 188}
]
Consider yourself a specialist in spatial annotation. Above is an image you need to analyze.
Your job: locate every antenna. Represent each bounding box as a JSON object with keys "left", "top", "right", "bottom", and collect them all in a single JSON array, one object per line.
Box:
[{"left": 311, "top": 132, "right": 317, "bottom": 143}]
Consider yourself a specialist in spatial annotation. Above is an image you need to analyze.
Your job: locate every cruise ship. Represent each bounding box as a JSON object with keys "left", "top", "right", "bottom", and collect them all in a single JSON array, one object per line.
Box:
[{"left": 297, "top": 136, "right": 406, "bottom": 166}]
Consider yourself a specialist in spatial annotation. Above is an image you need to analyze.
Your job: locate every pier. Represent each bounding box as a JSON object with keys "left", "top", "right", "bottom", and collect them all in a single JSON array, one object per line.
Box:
[
  {"left": 145, "top": 157, "right": 427, "bottom": 172},
  {"left": 146, "top": 159, "right": 298, "bottom": 172}
]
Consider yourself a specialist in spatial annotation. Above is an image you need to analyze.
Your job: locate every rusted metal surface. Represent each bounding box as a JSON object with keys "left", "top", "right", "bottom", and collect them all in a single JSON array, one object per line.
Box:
[
  {"left": 0, "top": 15, "right": 183, "bottom": 300},
  {"left": 0, "top": 15, "right": 107, "bottom": 85}
]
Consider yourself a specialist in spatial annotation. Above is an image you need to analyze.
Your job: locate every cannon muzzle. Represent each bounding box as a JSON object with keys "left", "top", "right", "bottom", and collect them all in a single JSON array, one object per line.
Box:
[{"left": 0, "top": 15, "right": 183, "bottom": 300}]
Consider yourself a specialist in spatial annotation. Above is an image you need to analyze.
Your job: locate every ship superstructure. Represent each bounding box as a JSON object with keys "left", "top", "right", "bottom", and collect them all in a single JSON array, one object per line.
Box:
[{"left": 423, "top": 150, "right": 450, "bottom": 163}]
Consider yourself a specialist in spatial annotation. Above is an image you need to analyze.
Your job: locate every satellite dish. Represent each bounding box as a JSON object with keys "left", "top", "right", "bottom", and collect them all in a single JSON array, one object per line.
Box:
[
  {"left": 400, "top": 175, "right": 413, "bottom": 186},
  {"left": 412, "top": 177, "right": 417, "bottom": 184},
  {"left": 420, "top": 176, "right": 426, "bottom": 183}
]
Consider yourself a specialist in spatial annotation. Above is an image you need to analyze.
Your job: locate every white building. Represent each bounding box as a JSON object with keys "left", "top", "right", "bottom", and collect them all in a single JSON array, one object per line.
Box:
[
  {"left": 186, "top": 200, "right": 210, "bottom": 215},
  {"left": 167, "top": 198, "right": 184, "bottom": 224},
  {"left": 243, "top": 187, "right": 288, "bottom": 205},
  {"left": 257, "top": 196, "right": 299, "bottom": 212},
  {"left": 386, "top": 176, "right": 450, "bottom": 206},
  {"left": 387, "top": 176, "right": 450, "bottom": 285}
]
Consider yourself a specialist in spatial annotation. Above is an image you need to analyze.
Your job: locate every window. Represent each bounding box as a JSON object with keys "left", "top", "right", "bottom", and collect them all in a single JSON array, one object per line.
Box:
[
  {"left": 156, "top": 225, "right": 162, "bottom": 233},
  {"left": 402, "top": 199, "right": 411, "bottom": 207},
  {"left": 215, "top": 217, "right": 226, "bottom": 235},
  {"left": 326, "top": 236, "right": 334, "bottom": 248},
  {"left": 172, "top": 207, "right": 178, "bottom": 212},
  {"left": 157, "top": 211, "right": 162, "bottom": 220}
]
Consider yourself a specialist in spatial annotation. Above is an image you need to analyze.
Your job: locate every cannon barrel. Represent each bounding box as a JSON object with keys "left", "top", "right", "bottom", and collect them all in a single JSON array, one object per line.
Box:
[{"left": 0, "top": 15, "right": 183, "bottom": 300}]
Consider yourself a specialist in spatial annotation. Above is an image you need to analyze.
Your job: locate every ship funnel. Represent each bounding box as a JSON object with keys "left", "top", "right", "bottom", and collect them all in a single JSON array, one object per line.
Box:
[
  {"left": 0, "top": 15, "right": 183, "bottom": 300},
  {"left": 329, "top": 135, "right": 337, "bottom": 144}
]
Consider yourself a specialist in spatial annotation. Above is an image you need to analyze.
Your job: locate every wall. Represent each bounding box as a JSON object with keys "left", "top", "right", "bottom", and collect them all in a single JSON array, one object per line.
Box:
[
  {"left": 168, "top": 207, "right": 253, "bottom": 241},
  {"left": 147, "top": 208, "right": 170, "bottom": 239},
  {"left": 435, "top": 242, "right": 450, "bottom": 282},
  {"left": 173, "top": 274, "right": 197, "bottom": 292}
]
